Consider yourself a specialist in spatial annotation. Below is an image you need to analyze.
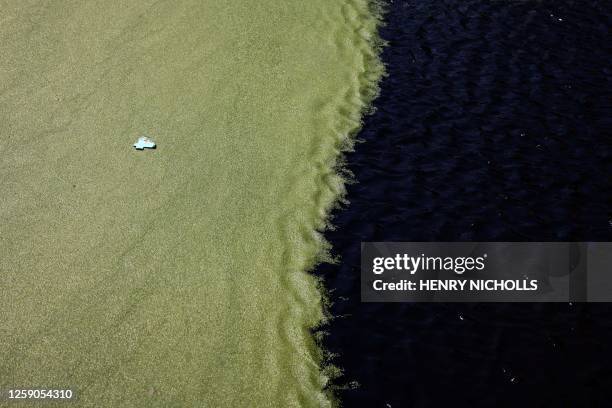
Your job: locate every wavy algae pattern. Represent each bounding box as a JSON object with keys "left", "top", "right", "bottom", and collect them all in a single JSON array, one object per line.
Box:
[{"left": 0, "top": 1, "right": 383, "bottom": 407}]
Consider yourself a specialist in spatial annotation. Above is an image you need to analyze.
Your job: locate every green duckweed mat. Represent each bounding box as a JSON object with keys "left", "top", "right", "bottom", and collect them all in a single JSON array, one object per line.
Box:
[{"left": 0, "top": 1, "right": 383, "bottom": 406}]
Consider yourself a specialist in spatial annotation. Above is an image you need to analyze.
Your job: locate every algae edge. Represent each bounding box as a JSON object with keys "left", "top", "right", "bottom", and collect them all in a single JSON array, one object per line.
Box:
[{"left": 299, "top": 1, "right": 387, "bottom": 406}]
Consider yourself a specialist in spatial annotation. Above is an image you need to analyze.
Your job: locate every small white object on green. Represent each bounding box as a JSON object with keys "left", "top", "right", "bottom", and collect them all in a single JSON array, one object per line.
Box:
[{"left": 133, "top": 136, "right": 156, "bottom": 150}]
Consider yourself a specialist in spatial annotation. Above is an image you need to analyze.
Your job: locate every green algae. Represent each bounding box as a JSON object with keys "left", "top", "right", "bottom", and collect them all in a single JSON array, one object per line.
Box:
[{"left": 0, "top": 1, "right": 384, "bottom": 406}]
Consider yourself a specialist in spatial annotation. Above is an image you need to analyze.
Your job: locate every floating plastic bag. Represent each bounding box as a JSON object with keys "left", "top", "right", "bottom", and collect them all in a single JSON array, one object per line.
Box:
[{"left": 133, "top": 136, "right": 156, "bottom": 150}]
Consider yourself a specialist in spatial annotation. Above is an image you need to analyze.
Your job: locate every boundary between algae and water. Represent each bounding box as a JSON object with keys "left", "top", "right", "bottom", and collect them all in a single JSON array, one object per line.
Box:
[{"left": 275, "top": 0, "right": 387, "bottom": 405}]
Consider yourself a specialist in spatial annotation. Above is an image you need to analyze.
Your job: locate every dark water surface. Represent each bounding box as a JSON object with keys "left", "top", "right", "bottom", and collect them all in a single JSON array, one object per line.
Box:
[{"left": 317, "top": 1, "right": 612, "bottom": 407}]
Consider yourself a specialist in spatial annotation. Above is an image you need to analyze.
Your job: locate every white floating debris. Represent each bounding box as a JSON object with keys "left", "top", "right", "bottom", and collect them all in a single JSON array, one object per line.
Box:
[
  {"left": 133, "top": 136, "right": 156, "bottom": 150},
  {"left": 503, "top": 367, "right": 519, "bottom": 384}
]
